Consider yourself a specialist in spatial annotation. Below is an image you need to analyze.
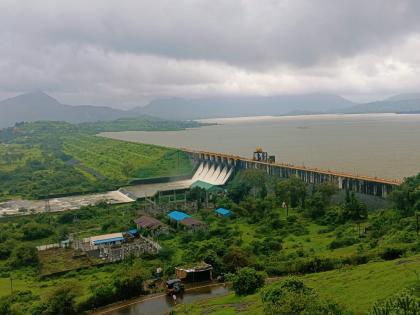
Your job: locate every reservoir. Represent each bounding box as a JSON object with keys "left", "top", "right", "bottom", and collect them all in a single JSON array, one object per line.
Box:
[{"left": 101, "top": 113, "right": 420, "bottom": 180}]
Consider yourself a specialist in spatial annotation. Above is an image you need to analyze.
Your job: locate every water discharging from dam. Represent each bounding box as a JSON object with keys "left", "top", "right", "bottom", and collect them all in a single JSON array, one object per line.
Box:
[{"left": 191, "top": 162, "right": 233, "bottom": 186}]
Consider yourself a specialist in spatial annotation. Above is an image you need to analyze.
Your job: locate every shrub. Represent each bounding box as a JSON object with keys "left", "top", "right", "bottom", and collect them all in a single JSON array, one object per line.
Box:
[
  {"left": 261, "top": 277, "right": 345, "bottom": 315},
  {"left": 9, "top": 244, "right": 39, "bottom": 268},
  {"left": 370, "top": 289, "right": 420, "bottom": 314},
  {"left": 231, "top": 267, "right": 266, "bottom": 296},
  {"left": 328, "top": 236, "right": 358, "bottom": 249},
  {"left": 380, "top": 247, "right": 406, "bottom": 260},
  {"left": 21, "top": 222, "right": 53, "bottom": 240},
  {"left": 36, "top": 283, "right": 81, "bottom": 315}
]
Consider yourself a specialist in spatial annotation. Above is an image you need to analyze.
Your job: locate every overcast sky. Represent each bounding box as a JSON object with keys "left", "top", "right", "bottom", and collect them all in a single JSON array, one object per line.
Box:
[{"left": 1, "top": 0, "right": 420, "bottom": 107}]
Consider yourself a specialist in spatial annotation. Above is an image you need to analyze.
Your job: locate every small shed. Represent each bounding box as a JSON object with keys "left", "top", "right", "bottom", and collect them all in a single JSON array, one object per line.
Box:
[
  {"left": 175, "top": 262, "right": 213, "bottom": 282},
  {"left": 215, "top": 208, "right": 231, "bottom": 217},
  {"left": 179, "top": 217, "right": 205, "bottom": 231},
  {"left": 168, "top": 211, "right": 191, "bottom": 222},
  {"left": 134, "top": 215, "right": 167, "bottom": 235}
]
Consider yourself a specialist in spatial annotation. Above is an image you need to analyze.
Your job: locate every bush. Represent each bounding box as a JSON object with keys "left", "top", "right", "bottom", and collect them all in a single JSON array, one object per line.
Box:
[
  {"left": 328, "top": 236, "right": 358, "bottom": 249},
  {"left": 261, "top": 277, "right": 345, "bottom": 315},
  {"left": 9, "top": 244, "right": 39, "bottom": 268},
  {"left": 380, "top": 247, "right": 405, "bottom": 261},
  {"left": 222, "top": 247, "right": 251, "bottom": 273},
  {"left": 231, "top": 267, "right": 266, "bottom": 296},
  {"left": 36, "top": 283, "right": 81, "bottom": 315},
  {"left": 82, "top": 283, "right": 116, "bottom": 309},
  {"left": 21, "top": 222, "right": 53, "bottom": 240},
  {"left": 113, "top": 269, "right": 145, "bottom": 300},
  {"left": 370, "top": 289, "right": 420, "bottom": 314}
]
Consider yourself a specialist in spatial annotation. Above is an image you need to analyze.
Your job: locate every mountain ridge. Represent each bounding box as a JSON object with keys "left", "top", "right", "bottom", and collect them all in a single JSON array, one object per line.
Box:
[{"left": 1, "top": 91, "right": 420, "bottom": 128}]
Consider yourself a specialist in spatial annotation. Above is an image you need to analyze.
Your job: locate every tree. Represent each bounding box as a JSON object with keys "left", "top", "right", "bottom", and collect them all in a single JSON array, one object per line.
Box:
[
  {"left": 41, "top": 283, "right": 81, "bottom": 315},
  {"left": 391, "top": 173, "right": 420, "bottom": 217},
  {"left": 222, "top": 247, "right": 251, "bottom": 273},
  {"left": 113, "top": 269, "right": 145, "bottom": 299},
  {"left": 227, "top": 181, "right": 251, "bottom": 203},
  {"left": 306, "top": 191, "right": 328, "bottom": 218},
  {"left": 9, "top": 244, "right": 39, "bottom": 268},
  {"left": 275, "top": 177, "right": 307, "bottom": 209},
  {"left": 342, "top": 191, "right": 368, "bottom": 224},
  {"left": 21, "top": 222, "right": 53, "bottom": 240},
  {"left": 231, "top": 267, "right": 266, "bottom": 296}
]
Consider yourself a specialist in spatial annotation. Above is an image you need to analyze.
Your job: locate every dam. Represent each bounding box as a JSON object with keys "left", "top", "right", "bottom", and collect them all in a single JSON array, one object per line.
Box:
[
  {"left": 0, "top": 148, "right": 401, "bottom": 216},
  {"left": 184, "top": 149, "right": 401, "bottom": 198}
]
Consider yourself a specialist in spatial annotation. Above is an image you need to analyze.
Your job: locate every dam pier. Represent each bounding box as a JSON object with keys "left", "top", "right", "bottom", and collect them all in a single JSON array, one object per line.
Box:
[{"left": 185, "top": 149, "right": 401, "bottom": 198}]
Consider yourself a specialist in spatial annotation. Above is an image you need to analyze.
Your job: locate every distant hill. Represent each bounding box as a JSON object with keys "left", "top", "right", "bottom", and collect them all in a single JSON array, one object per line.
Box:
[
  {"left": 0, "top": 91, "right": 138, "bottom": 128},
  {"left": 343, "top": 97, "right": 420, "bottom": 114},
  {"left": 132, "top": 94, "right": 355, "bottom": 120},
  {"left": 2, "top": 91, "right": 420, "bottom": 128},
  {"left": 385, "top": 93, "right": 420, "bottom": 102}
]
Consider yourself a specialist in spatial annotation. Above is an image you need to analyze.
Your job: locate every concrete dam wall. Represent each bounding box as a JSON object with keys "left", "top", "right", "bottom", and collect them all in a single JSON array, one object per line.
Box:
[{"left": 185, "top": 149, "right": 401, "bottom": 198}]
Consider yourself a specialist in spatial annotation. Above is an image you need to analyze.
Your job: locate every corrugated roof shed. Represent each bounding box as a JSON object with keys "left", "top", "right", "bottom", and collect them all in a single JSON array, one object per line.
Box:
[
  {"left": 134, "top": 215, "right": 165, "bottom": 229},
  {"left": 168, "top": 211, "right": 191, "bottom": 221},
  {"left": 180, "top": 217, "right": 204, "bottom": 227},
  {"left": 215, "top": 208, "right": 231, "bottom": 216}
]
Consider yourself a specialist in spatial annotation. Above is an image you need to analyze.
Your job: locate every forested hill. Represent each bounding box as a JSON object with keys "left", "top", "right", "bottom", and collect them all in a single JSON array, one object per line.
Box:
[{"left": 0, "top": 118, "right": 200, "bottom": 201}]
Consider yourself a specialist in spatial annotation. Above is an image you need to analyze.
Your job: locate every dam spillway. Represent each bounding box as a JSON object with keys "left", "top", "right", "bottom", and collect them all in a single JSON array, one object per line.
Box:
[
  {"left": 184, "top": 149, "right": 402, "bottom": 198},
  {"left": 192, "top": 162, "right": 234, "bottom": 186}
]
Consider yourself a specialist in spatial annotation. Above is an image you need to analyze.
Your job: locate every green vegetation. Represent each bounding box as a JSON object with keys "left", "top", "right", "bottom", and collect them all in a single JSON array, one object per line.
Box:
[
  {"left": 230, "top": 267, "right": 266, "bottom": 296},
  {"left": 0, "top": 118, "right": 197, "bottom": 200},
  {"left": 172, "top": 255, "right": 420, "bottom": 314},
  {"left": 0, "top": 116, "right": 419, "bottom": 314}
]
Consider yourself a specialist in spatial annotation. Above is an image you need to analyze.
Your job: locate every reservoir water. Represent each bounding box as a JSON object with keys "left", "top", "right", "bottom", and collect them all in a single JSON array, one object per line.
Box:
[{"left": 101, "top": 114, "right": 420, "bottom": 180}]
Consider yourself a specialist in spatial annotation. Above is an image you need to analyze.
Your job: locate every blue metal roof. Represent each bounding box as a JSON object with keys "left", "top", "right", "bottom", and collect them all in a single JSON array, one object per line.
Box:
[
  {"left": 128, "top": 229, "right": 138, "bottom": 235},
  {"left": 93, "top": 237, "right": 125, "bottom": 245},
  {"left": 168, "top": 211, "right": 191, "bottom": 221},
  {"left": 216, "top": 208, "right": 231, "bottom": 216}
]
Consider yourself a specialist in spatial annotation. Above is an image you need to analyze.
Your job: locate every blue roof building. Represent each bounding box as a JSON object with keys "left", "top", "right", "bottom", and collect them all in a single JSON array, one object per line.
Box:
[
  {"left": 168, "top": 211, "right": 191, "bottom": 222},
  {"left": 90, "top": 232, "right": 125, "bottom": 246},
  {"left": 215, "top": 208, "right": 231, "bottom": 217}
]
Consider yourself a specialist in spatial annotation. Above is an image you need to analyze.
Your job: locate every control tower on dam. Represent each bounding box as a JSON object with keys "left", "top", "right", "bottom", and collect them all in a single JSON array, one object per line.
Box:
[{"left": 184, "top": 149, "right": 401, "bottom": 198}]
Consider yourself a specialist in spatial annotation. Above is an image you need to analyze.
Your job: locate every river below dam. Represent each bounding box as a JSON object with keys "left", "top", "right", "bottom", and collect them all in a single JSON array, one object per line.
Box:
[
  {"left": 95, "top": 283, "right": 229, "bottom": 315},
  {"left": 101, "top": 113, "right": 420, "bottom": 180}
]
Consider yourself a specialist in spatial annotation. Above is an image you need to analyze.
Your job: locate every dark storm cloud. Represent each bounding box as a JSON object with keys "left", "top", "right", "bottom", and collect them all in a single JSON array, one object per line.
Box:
[{"left": 0, "top": 0, "right": 420, "bottom": 105}]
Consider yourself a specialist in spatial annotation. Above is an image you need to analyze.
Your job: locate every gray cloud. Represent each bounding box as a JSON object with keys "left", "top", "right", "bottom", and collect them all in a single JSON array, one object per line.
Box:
[{"left": 0, "top": 0, "right": 420, "bottom": 106}]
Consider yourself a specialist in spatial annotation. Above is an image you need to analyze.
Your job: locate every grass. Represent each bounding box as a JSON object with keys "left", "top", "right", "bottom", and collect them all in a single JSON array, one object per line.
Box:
[
  {"left": 63, "top": 135, "right": 193, "bottom": 181},
  {"left": 38, "top": 248, "right": 102, "bottom": 276},
  {"left": 172, "top": 254, "right": 420, "bottom": 315}
]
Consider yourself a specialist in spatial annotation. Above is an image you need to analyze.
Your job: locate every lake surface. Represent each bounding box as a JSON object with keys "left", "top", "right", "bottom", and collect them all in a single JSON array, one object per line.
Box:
[{"left": 101, "top": 114, "right": 420, "bottom": 180}]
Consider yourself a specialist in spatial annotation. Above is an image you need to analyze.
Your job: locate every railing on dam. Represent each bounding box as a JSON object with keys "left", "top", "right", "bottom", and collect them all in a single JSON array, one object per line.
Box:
[{"left": 183, "top": 149, "right": 402, "bottom": 198}]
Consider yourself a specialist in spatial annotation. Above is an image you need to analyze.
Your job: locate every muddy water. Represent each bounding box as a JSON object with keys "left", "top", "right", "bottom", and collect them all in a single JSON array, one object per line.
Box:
[
  {"left": 101, "top": 113, "right": 420, "bottom": 180},
  {"left": 103, "top": 284, "right": 229, "bottom": 315}
]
